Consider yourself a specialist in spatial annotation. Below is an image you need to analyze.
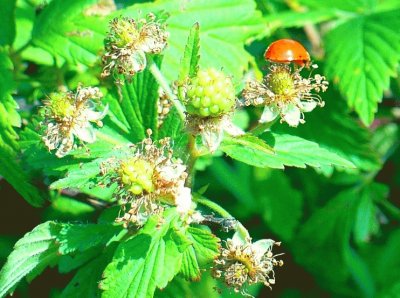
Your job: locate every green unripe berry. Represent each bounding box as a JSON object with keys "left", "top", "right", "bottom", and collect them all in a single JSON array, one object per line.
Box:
[
  {"left": 119, "top": 157, "right": 155, "bottom": 195},
  {"left": 185, "top": 68, "right": 235, "bottom": 117}
]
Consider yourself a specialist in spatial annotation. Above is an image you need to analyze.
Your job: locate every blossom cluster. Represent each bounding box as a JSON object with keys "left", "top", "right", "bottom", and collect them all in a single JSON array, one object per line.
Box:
[
  {"left": 41, "top": 86, "right": 107, "bottom": 157},
  {"left": 100, "top": 131, "right": 192, "bottom": 227}
]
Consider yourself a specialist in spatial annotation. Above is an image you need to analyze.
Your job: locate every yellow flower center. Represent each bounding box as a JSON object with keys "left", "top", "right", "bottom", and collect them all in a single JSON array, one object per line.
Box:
[
  {"left": 48, "top": 93, "right": 75, "bottom": 119},
  {"left": 267, "top": 67, "right": 296, "bottom": 101}
]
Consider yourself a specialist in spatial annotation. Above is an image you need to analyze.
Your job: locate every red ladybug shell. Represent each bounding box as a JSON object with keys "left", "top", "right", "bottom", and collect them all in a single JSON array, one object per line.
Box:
[{"left": 264, "top": 39, "right": 310, "bottom": 66}]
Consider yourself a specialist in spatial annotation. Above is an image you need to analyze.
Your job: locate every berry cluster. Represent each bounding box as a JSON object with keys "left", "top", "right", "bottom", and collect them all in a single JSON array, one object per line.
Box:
[{"left": 185, "top": 68, "right": 235, "bottom": 117}]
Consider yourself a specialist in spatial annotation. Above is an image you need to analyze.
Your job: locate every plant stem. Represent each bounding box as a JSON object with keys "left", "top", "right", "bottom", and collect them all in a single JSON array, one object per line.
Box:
[
  {"left": 149, "top": 62, "right": 186, "bottom": 120},
  {"left": 185, "top": 135, "right": 198, "bottom": 188},
  {"left": 250, "top": 118, "right": 278, "bottom": 136},
  {"left": 195, "top": 195, "right": 250, "bottom": 239}
]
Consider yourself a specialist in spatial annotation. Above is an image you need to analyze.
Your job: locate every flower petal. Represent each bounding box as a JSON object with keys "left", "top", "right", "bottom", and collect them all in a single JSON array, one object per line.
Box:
[
  {"left": 259, "top": 105, "right": 279, "bottom": 123},
  {"left": 73, "top": 126, "right": 96, "bottom": 143},
  {"left": 281, "top": 104, "right": 301, "bottom": 127},
  {"left": 175, "top": 187, "right": 192, "bottom": 214},
  {"left": 300, "top": 101, "right": 317, "bottom": 112},
  {"left": 252, "top": 239, "right": 276, "bottom": 259}
]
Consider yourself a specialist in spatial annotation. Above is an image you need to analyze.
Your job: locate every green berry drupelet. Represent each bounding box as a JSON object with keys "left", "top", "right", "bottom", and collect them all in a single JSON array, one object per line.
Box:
[{"left": 185, "top": 68, "right": 235, "bottom": 118}]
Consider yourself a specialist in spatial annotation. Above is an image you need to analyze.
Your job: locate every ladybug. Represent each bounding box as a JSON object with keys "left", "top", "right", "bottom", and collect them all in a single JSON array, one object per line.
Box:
[{"left": 264, "top": 39, "right": 310, "bottom": 67}]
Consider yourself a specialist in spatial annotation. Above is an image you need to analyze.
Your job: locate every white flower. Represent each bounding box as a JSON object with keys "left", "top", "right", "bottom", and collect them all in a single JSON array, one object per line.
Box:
[
  {"left": 242, "top": 64, "right": 328, "bottom": 127},
  {"left": 102, "top": 13, "right": 169, "bottom": 78},
  {"left": 187, "top": 114, "right": 244, "bottom": 153},
  {"left": 41, "top": 86, "right": 106, "bottom": 157},
  {"left": 213, "top": 231, "right": 283, "bottom": 296},
  {"left": 102, "top": 133, "right": 192, "bottom": 228}
]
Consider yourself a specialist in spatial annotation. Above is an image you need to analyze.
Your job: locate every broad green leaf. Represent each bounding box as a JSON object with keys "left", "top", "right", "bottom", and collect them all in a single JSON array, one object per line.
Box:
[
  {"left": 57, "top": 223, "right": 123, "bottom": 254},
  {"left": 346, "top": 247, "right": 376, "bottom": 298},
  {"left": 120, "top": 0, "right": 265, "bottom": 81},
  {"left": 100, "top": 209, "right": 184, "bottom": 298},
  {"left": 264, "top": 9, "right": 336, "bottom": 31},
  {"left": 60, "top": 244, "right": 117, "bottom": 298},
  {"left": 0, "top": 222, "right": 62, "bottom": 297},
  {"left": 157, "top": 107, "right": 187, "bottom": 150},
  {"left": 325, "top": 9, "right": 400, "bottom": 125},
  {"left": 0, "top": 47, "right": 44, "bottom": 207},
  {"left": 276, "top": 92, "right": 381, "bottom": 172},
  {"left": 178, "top": 22, "right": 200, "bottom": 82},
  {"left": 292, "top": 189, "right": 358, "bottom": 294},
  {"left": 221, "top": 133, "right": 355, "bottom": 169},
  {"left": 300, "top": 0, "right": 376, "bottom": 12},
  {"left": 209, "top": 158, "right": 257, "bottom": 211},
  {"left": 109, "top": 56, "right": 163, "bottom": 141},
  {"left": 49, "top": 157, "right": 104, "bottom": 190},
  {"left": 353, "top": 183, "right": 387, "bottom": 245},
  {"left": 180, "top": 226, "right": 220, "bottom": 280},
  {"left": 0, "top": 0, "right": 16, "bottom": 46},
  {"left": 254, "top": 170, "right": 303, "bottom": 242},
  {"left": 32, "top": 0, "right": 107, "bottom": 66}
]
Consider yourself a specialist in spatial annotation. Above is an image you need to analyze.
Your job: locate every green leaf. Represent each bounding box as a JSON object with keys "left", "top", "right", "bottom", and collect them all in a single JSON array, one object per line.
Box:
[
  {"left": 100, "top": 209, "right": 184, "bottom": 298},
  {"left": 0, "top": 0, "right": 16, "bottom": 46},
  {"left": 276, "top": 92, "right": 381, "bottom": 172},
  {"left": 300, "top": 0, "right": 375, "bottom": 12},
  {"left": 0, "top": 47, "right": 44, "bottom": 207},
  {"left": 264, "top": 9, "right": 337, "bottom": 31},
  {"left": 354, "top": 183, "right": 388, "bottom": 245},
  {"left": 121, "top": 0, "right": 265, "bottom": 81},
  {"left": 32, "top": 0, "right": 107, "bottom": 65},
  {"left": 109, "top": 56, "right": 163, "bottom": 141},
  {"left": 254, "top": 170, "right": 303, "bottom": 242},
  {"left": 325, "top": 9, "right": 400, "bottom": 125},
  {"left": 221, "top": 133, "right": 355, "bottom": 169},
  {"left": 60, "top": 244, "right": 117, "bottom": 298},
  {"left": 157, "top": 107, "right": 186, "bottom": 148},
  {"left": 0, "top": 222, "right": 62, "bottom": 297},
  {"left": 57, "top": 223, "right": 123, "bottom": 255},
  {"left": 292, "top": 189, "right": 357, "bottom": 294},
  {"left": 178, "top": 22, "right": 200, "bottom": 82},
  {"left": 180, "top": 226, "right": 220, "bottom": 280},
  {"left": 49, "top": 157, "right": 105, "bottom": 190}
]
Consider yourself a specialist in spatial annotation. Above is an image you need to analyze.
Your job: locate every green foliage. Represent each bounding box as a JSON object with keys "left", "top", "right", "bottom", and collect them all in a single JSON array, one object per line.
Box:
[
  {"left": 221, "top": 133, "right": 355, "bottom": 169},
  {"left": 325, "top": 9, "right": 400, "bottom": 125},
  {"left": 0, "top": 222, "right": 62, "bottom": 297},
  {"left": 1, "top": 0, "right": 399, "bottom": 297},
  {"left": 100, "top": 209, "right": 185, "bottom": 298}
]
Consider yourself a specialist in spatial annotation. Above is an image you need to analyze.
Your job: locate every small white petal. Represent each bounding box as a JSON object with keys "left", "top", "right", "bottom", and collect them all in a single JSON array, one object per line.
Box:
[
  {"left": 201, "top": 129, "right": 223, "bottom": 152},
  {"left": 231, "top": 231, "right": 247, "bottom": 246},
  {"left": 223, "top": 120, "right": 245, "bottom": 137},
  {"left": 129, "top": 51, "right": 147, "bottom": 73},
  {"left": 259, "top": 105, "right": 279, "bottom": 123},
  {"left": 252, "top": 239, "right": 276, "bottom": 259},
  {"left": 300, "top": 101, "right": 317, "bottom": 112},
  {"left": 87, "top": 104, "right": 109, "bottom": 121},
  {"left": 157, "top": 163, "right": 186, "bottom": 181},
  {"left": 175, "top": 187, "right": 192, "bottom": 214},
  {"left": 73, "top": 126, "right": 96, "bottom": 143},
  {"left": 281, "top": 104, "right": 301, "bottom": 127}
]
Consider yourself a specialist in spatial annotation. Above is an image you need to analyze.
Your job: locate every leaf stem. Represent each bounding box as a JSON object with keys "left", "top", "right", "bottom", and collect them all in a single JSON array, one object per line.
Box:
[
  {"left": 194, "top": 195, "right": 250, "bottom": 239},
  {"left": 149, "top": 62, "right": 186, "bottom": 121},
  {"left": 250, "top": 118, "right": 278, "bottom": 136}
]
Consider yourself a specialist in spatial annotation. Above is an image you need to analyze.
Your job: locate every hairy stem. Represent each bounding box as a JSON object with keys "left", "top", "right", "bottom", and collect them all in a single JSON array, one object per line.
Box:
[
  {"left": 195, "top": 195, "right": 250, "bottom": 239},
  {"left": 149, "top": 62, "right": 186, "bottom": 120}
]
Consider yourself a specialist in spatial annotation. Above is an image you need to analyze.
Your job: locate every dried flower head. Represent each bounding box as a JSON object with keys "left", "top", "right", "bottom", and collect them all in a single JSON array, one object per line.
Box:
[
  {"left": 101, "top": 13, "right": 169, "bottom": 78},
  {"left": 242, "top": 64, "right": 328, "bottom": 127},
  {"left": 101, "top": 130, "right": 192, "bottom": 227},
  {"left": 212, "top": 232, "right": 283, "bottom": 296},
  {"left": 41, "top": 86, "right": 107, "bottom": 158}
]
